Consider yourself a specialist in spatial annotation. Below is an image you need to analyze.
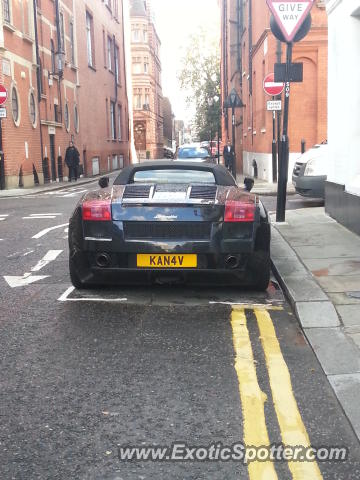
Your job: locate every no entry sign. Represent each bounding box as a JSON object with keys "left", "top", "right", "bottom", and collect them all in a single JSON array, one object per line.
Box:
[
  {"left": 0, "top": 85, "right": 8, "bottom": 106},
  {"left": 266, "top": 0, "right": 315, "bottom": 43},
  {"left": 263, "top": 73, "right": 284, "bottom": 96}
]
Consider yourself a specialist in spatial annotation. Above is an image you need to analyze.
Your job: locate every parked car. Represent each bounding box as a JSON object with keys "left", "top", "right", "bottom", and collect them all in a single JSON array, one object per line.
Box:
[
  {"left": 68, "top": 161, "right": 271, "bottom": 290},
  {"left": 175, "top": 144, "right": 216, "bottom": 164},
  {"left": 292, "top": 143, "right": 328, "bottom": 198}
]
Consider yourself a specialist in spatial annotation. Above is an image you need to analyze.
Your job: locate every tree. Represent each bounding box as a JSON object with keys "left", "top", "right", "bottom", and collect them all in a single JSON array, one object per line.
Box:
[{"left": 178, "top": 29, "right": 221, "bottom": 142}]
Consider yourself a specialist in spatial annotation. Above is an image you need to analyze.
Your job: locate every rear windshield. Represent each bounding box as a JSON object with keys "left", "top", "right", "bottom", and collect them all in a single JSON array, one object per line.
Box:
[
  {"left": 177, "top": 147, "right": 209, "bottom": 159},
  {"left": 132, "top": 169, "right": 216, "bottom": 184}
]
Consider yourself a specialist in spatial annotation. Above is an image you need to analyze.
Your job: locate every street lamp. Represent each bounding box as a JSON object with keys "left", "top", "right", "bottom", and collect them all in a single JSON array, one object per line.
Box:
[
  {"left": 208, "top": 95, "right": 220, "bottom": 161},
  {"left": 224, "top": 88, "right": 245, "bottom": 175}
]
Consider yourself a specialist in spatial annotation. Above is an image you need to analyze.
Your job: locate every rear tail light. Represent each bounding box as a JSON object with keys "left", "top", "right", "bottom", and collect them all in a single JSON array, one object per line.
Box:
[
  {"left": 82, "top": 200, "right": 112, "bottom": 221},
  {"left": 224, "top": 200, "right": 255, "bottom": 222}
]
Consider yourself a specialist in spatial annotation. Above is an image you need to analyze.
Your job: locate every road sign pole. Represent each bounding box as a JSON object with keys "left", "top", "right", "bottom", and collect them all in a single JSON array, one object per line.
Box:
[
  {"left": 276, "top": 42, "right": 292, "bottom": 222},
  {"left": 0, "top": 118, "right": 5, "bottom": 190}
]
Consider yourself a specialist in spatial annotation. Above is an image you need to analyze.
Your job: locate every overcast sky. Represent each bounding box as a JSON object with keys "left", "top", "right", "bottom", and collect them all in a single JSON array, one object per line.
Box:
[{"left": 150, "top": 0, "right": 220, "bottom": 123}]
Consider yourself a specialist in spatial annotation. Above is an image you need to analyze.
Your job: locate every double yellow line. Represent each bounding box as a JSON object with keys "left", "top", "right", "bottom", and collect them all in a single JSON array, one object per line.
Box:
[{"left": 231, "top": 306, "right": 323, "bottom": 480}]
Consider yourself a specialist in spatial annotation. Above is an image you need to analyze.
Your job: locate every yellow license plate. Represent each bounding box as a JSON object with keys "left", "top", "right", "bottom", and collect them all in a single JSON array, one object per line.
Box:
[{"left": 137, "top": 254, "right": 197, "bottom": 268}]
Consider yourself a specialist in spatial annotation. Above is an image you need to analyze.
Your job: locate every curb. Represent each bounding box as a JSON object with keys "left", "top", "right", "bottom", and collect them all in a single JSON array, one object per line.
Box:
[
  {"left": 0, "top": 174, "right": 108, "bottom": 198},
  {"left": 271, "top": 225, "right": 360, "bottom": 442}
]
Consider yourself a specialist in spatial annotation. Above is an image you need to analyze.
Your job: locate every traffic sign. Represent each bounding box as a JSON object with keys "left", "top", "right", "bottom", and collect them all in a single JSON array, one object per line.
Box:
[
  {"left": 267, "top": 100, "right": 282, "bottom": 111},
  {"left": 0, "top": 107, "right": 7, "bottom": 118},
  {"left": 266, "top": 1, "right": 315, "bottom": 43},
  {"left": 0, "top": 85, "right": 8, "bottom": 106},
  {"left": 263, "top": 73, "right": 284, "bottom": 96}
]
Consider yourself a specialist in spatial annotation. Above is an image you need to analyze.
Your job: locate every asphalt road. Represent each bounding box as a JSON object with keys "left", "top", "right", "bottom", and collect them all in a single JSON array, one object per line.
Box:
[{"left": 0, "top": 179, "right": 359, "bottom": 480}]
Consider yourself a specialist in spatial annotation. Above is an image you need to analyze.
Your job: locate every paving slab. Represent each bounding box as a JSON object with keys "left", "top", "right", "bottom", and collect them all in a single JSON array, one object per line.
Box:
[
  {"left": 329, "top": 292, "right": 360, "bottom": 306},
  {"left": 329, "top": 373, "right": 360, "bottom": 441},
  {"left": 295, "top": 301, "right": 340, "bottom": 328},
  {"left": 280, "top": 275, "right": 328, "bottom": 303},
  {"left": 349, "top": 333, "right": 360, "bottom": 349},
  {"left": 271, "top": 257, "right": 309, "bottom": 277},
  {"left": 293, "top": 244, "right": 360, "bottom": 260},
  {"left": 303, "top": 258, "right": 360, "bottom": 277},
  {"left": 336, "top": 305, "right": 360, "bottom": 327},
  {"left": 317, "top": 275, "right": 360, "bottom": 294},
  {"left": 304, "top": 327, "right": 360, "bottom": 375}
]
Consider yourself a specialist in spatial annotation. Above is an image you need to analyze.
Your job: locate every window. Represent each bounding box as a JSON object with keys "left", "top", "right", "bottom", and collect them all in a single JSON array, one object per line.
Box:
[
  {"left": 134, "top": 89, "right": 142, "bottom": 110},
  {"left": 132, "top": 62, "right": 141, "bottom": 74},
  {"left": 38, "top": 59, "right": 44, "bottom": 94},
  {"left": 132, "top": 169, "right": 216, "bottom": 185},
  {"left": 74, "top": 105, "right": 79, "bottom": 133},
  {"left": 11, "top": 87, "right": 19, "bottom": 124},
  {"left": 29, "top": 91, "right": 36, "bottom": 126},
  {"left": 115, "top": 45, "right": 120, "bottom": 83},
  {"left": 118, "top": 105, "right": 122, "bottom": 141},
  {"left": 113, "top": 0, "right": 118, "bottom": 19},
  {"left": 144, "top": 88, "right": 150, "bottom": 108},
  {"left": 86, "top": 11, "right": 94, "bottom": 67},
  {"left": 50, "top": 39, "right": 56, "bottom": 73},
  {"left": 54, "top": 104, "right": 61, "bottom": 123},
  {"left": 143, "top": 29, "right": 148, "bottom": 42},
  {"left": 144, "top": 57, "right": 149, "bottom": 74},
  {"left": 64, "top": 103, "right": 70, "bottom": 131},
  {"left": 69, "top": 21, "right": 75, "bottom": 65},
  {"left": 132, "top": 28, "right": 140, "bottom": 42},
  {"left": 110, "top": 101, "right": 116, "bottom": 140},
  {"left": 2, "top": 0, "right": 11, "bottom": 23},
  {"left": 107, "top": 36, "right": 113, "bottom": 71},
  {"left": 59, "top": 12, "right": 65, "bottom": 54}
]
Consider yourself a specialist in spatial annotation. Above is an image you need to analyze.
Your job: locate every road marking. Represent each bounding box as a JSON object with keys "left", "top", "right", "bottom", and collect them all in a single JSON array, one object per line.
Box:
[
  {"left": 4, "top": 273, "right": 49, "bottom": 288},
  {"left": 23, "top": 213, "right": 63, "bottom": 220},
  {"left": 58, "top": 286, "right": 128, "bottom": 303},
  {"left": 31, "top": 250, "right": 63, "bottom": 272},
  {"left": 32, "top": 223, "right": 69, "bottom": 239},
  {"left": 231, "top": 308, "right": 278, "bottom": 480},
  {"left": 0, "top": 214, "right": 9, "bottom": 221},
  {"left": 254, "top": 309, "right": 323, "bottom": 480},
  {"left": 62, "top": 189, "right": 88, "bottom": 197}
]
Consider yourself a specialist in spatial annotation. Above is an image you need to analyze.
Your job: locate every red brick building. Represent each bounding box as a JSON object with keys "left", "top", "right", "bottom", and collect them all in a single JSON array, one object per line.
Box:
[
  {"left": 130, "top": 0, "right": 163, "bottom": 160},
  {"left": 0, "top": 0, "right": 130, "bottom": 189},
  {"left": 220, "top": 0, "right": 328, "bottom": 181}
]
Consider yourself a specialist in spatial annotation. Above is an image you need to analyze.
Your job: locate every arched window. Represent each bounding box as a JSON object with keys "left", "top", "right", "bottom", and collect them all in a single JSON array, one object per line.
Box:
[
  {"left": 11, "top": 87, "right": 19, "bottom": 124},
  {"left": 64, "top": 103, "right": 70, "bottom": 131},
  {"left": 29, "top": 91, "right": 36, "bottom": 126},
  {"left": 74, "top": 105, "right": 79, "bottom": 133}
]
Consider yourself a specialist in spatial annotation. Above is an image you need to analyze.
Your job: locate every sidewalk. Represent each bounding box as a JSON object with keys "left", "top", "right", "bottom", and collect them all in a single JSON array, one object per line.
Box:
[
  {"left": 0, "top": 175, "right": 104, "bottom": 198},
  {"left": 271, "top": 207, "right": 360, "bottom": 441},
  {"left": 236, "top": 174, "right": 296, "bottom": 196}
]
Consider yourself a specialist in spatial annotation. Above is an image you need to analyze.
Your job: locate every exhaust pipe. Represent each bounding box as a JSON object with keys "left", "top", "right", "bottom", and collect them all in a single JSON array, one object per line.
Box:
[
  {"left": 225, "top": 255, "right": 240, "bottom": 269},
  {"left": 95, "top": 253, "right": 111, "bottom": 268}
]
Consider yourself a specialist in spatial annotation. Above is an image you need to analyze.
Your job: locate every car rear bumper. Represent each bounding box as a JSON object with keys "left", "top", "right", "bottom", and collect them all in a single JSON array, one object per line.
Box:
[{"left": 293, "top": 175, "right": 327, "bottom": 198}]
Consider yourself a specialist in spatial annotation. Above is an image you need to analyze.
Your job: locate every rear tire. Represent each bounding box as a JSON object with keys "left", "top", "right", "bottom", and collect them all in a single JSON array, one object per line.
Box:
[{"left": 247, "top": 250, "right": 271, "bottom": 291}]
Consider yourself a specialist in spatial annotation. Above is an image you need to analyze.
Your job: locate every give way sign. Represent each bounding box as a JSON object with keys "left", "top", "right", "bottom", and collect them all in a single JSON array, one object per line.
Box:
[{"left": 266, "top": 0, "right": 315, "bottom": 42}]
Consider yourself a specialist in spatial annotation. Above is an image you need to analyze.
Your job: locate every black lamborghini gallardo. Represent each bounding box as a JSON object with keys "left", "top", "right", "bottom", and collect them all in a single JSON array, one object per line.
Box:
[{"left": 68, "top": 161, "right": 271, "bottom": 290}]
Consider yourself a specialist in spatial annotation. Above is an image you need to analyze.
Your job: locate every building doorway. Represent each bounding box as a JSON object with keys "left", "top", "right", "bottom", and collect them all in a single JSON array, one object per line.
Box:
[{"left": 49, "top": 134, "right": 57, "bottom": 181}]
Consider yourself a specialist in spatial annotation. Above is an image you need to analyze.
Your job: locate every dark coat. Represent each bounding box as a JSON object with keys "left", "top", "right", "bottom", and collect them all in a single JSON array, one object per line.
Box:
[
  {"left": 223, "top": 145, "right": 235, "bottom": 160},
  {"left": 65, "top": 146, "right": 80, "bottom": 168}
]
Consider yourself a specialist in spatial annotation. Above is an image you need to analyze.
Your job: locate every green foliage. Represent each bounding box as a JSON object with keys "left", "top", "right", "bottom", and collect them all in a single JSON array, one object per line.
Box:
[{"left": 178, "top": 29, "right": 221, "bottom": 141}]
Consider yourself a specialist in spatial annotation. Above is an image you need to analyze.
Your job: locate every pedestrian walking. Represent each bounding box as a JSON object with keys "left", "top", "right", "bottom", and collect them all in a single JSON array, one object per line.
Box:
[
  {"left": 223, "top": 140, "right": 235, "bottom": 175},
  {"left": 65, "top": 141, "right": 80, "bottom": 182}
]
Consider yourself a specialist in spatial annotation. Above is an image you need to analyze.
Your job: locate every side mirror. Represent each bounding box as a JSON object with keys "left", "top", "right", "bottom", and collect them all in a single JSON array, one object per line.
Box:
[
  {"left": 99, "top": 176, "right": 110, "bottom": 189},
  {"left": 244, "top": 177, "right": 254, "bottom": 192}
]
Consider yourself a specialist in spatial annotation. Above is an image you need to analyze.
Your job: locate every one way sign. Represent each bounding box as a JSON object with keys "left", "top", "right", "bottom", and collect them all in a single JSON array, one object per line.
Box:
[{"left": 266, "top": 1, "right": 315, "bottom": 42}]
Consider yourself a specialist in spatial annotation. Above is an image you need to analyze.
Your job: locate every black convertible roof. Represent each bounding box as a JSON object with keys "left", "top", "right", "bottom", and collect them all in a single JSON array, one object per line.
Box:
[{"left": 113, "top": 161, "right": 236, "bottom": 186}]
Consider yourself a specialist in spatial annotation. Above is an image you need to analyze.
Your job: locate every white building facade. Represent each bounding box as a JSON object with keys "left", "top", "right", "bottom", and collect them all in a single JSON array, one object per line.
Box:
[{"left": 325, "top": 0, "right": 360, "bottom": 234}]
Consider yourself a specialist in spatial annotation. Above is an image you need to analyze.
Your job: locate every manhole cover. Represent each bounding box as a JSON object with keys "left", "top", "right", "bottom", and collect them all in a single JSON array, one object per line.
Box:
[{"left": 346, "top": 291, "right": 360, "bottom": 299}]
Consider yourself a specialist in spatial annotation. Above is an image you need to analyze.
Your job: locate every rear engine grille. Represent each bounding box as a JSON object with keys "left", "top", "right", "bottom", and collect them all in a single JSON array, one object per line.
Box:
[
  {"left": 293, "top": 162, "right": 303, "bottom": 177},
  {"left": 123, "top": 185, "right": 151, "bottom": 199},
  {"left": 189, "top": 185, "right": 217, "bottom": 200},
  {"left": 124, "top": 222, "right": 212, "bottom": 240}
]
